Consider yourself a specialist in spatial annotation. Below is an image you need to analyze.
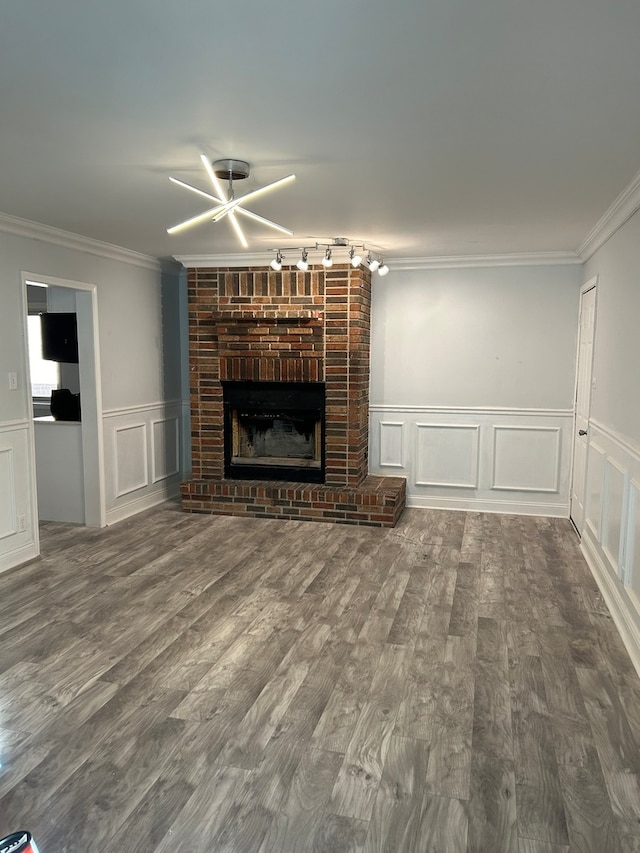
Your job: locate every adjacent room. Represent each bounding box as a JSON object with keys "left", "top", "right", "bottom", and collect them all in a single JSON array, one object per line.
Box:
[{"left": 1, "top": 2, "right": 640, "bottom": 851}]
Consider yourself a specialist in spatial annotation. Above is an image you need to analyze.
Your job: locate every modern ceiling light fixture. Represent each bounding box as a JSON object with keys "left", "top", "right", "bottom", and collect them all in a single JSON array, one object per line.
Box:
[
  {"left": 168, "top": 155, "right": 295, "bottom": 248},
  {"left": 270, "top": 238, "right": 390, "bottom": 276}
]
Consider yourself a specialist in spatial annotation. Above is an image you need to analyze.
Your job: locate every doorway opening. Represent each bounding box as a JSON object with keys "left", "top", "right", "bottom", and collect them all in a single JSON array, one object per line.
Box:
[{"left": 21, "top": 273, "right": 105, "bottom": 540}]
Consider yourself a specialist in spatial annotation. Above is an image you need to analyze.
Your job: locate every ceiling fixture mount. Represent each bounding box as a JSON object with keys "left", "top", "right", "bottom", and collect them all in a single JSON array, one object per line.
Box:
[
  {"left": 271, "top": 238, "right": 390, "bottom": 277},
  {"left": 168, "top": 155, "right": 295, "bottom": 248}
]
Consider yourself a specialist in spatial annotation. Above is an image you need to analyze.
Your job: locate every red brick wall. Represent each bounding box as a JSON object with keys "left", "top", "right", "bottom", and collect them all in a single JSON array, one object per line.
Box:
[{"left": 187, "top": 263, "right": 371, "bottom": 487}]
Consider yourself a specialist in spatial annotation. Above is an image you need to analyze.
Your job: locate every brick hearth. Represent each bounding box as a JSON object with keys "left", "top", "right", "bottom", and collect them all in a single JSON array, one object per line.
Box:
[{"left": 181, "top": 264, "right": 406, "bottom": 527}]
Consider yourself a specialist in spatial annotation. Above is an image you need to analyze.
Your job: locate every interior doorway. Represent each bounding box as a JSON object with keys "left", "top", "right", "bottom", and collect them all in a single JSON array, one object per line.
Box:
[
  {"left": 21, "top": 273, "right": 106, "bottom": 531},
  {"left": 570, "top": 276, "right": 598, "bottom": 534}
]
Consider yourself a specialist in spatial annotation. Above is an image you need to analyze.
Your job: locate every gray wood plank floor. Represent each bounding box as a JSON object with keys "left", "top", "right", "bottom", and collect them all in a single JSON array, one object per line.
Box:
[{"left": 1, "top": 503, "right": 640, "bottom": 852}]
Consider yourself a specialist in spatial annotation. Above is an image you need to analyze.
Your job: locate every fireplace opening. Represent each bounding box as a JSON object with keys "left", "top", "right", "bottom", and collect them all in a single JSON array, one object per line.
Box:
[{"left": 223, "top": 381, "right": 325, "bottom": 483}]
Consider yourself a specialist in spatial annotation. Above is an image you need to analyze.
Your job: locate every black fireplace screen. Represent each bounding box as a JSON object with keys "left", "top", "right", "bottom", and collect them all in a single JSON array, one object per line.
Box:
[{"left": 222, "top": 381, "right": 325, "bottom": 483}]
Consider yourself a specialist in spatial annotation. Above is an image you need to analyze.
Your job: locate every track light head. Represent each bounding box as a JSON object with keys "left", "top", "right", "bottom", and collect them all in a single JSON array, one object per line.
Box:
[
  {"left": 297, "top": 249, "right": 309, "bottom": 271},
  {"left": 367, "top": 253, "right": 380, "bottom": 272},
  {"left": 378, "top": 261, "right": 389, "bottom": 276},
  {"left": 349, "top": 248, "right": 362, "bottom": 267},
  {"left": 270, "top": 251, "right": 283, "bottom": 271},
  {"left": 321, "top": 248, "right": 333, "bottom": 268}
]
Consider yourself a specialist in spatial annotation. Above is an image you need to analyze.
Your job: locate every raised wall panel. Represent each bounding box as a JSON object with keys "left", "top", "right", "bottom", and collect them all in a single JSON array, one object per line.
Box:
[
  {"left": 627, "top": 480, "right": 640, "bottom": 595},
  {"left": 379, "top": 421, "right": 404, "bottom": 468},
  {"left": 585, "top": 443, "right": 606, "bottom": 539},
  {"left": 152, "top": 417, "right": 179, "bottom": 483},
  {"left": 0, "top": 448, "right": 16, "bottom": 539},
  {"left": 492, "top": 426, "right": 560, "bottom": 492},
  {"left": 114, "top": 423, "right": 148, "bottom": 498},
  {"left": 602, "top": 457, "right": 627, "bottom": 577},
  {"left": 415, "top": 423, "right": 479, "bottom": 488}
]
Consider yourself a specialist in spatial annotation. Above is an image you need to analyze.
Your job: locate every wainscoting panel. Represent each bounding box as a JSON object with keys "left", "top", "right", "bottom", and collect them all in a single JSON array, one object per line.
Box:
[
  {"left": 415, "top": 423, "right": 479, "bottom": 488},
  {"left": 378, "top": 421, "right": 404, "bottom": 469},
  {"left": 602, "top": 457, "right": 627, "bottom": 578},
  {"left": 152, "top": 417, "right": 180, "bottom": 483},
  {"left": 581, "top": 420, "right": 640, "bottom": 678},
  {"left": 0, "top": 420, "right": 38, "bottom": 573},
  {"left": 369, "top": 406, "right": 573, "bottom": 515},
  {"left": 114, "top": 423, "right": 148, "bottom": 498},
  {"left": 492, "top": 426, "right": 560, "bottom": 492},
  {"left": 104, "top": 401, "right": 183, "bottom": 524},
  {"left": 627, "top": 479, "right": 640, "bottom": 592},
  {"left": 585, "top": 442, "right": 606, "bottom": 539},
  {"left": 0, "top": 447, "right": 16, "bottom": 539}
]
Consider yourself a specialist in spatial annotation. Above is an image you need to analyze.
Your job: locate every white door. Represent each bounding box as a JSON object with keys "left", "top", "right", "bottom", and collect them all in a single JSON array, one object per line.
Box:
[{"left": 570, "top": 279, "right": 597, "bottom": 533}]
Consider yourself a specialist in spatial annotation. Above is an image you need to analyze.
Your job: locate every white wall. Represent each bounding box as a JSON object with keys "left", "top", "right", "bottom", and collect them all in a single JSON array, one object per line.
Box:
[
  {"left": 580, "top": 208, "right": 640, "bottom": 674},
  {"left": 0, "top": 218, "right": 187, "bottom": 572},
  {"left": 369, "top": 263, "right": 582, "bottom": 514}
]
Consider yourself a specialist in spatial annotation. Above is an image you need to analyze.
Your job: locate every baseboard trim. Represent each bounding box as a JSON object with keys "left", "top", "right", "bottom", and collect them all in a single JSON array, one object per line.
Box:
[
  {"left": 581, "top": 528, "right": 640, "bottom": 680},
  {"left": 406, "top": 494, "right": 568, "bottom": 517},
  {"left": 105, "top": 482, "right": 181, "bottom": 526},
  {"left": 0, "top": 541, "right": 39, "bottom": 574}
]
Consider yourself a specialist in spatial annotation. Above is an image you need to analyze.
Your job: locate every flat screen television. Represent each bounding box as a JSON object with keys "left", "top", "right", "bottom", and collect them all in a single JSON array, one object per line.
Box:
[{"left": 40, "top": 312, "right": 79, "bottom": 363}]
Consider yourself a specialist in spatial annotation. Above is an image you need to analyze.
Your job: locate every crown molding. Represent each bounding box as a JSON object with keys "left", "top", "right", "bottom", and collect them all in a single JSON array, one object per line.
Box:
[
  {"left": 389, "top": 252, "right": 581, "bottom": 270},
  {"left": 174, "top": 252, "right": 274, "bottom": 268},
  {"left": 174, "top": 250, "right": 581, "bottom": 271},
  {"left": 576, "top": 168, "right": 640, "bottom": 262},
  {"left": 0, "top": 211, "right": 161, "bottom": 272}
]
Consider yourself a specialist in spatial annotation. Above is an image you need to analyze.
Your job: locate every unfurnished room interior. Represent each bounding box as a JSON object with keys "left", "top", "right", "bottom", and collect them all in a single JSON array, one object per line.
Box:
[{"left": 1, "top": 2, "right": 640, "bottom": 851}]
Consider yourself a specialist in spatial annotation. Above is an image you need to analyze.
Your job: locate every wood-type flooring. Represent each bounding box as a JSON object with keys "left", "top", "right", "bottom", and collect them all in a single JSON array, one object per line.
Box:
[{"left": 1, "top": 503, "right": 640, "bottom": 852}]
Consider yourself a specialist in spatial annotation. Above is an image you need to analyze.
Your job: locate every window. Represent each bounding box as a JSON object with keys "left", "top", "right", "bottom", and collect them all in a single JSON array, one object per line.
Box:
[{"left": 27, "top": 315, "right": 59, "bottom": 398}]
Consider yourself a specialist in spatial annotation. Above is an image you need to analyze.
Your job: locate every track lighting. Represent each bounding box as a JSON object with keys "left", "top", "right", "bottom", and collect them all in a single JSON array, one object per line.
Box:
[
  {"left": 297, "top": 249, "right": 309, "bottom": 271},
  {"left": 270, "top": 239, "right": 390, "bottom": 276}
]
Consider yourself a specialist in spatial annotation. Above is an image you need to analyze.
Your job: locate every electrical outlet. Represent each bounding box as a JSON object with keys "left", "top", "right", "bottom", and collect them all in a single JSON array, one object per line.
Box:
[
  {"left": 17, "top": 514, "right": 27, "bottom": 532},
  {"left": 8, "top": 372, "right": 18, "bottom": 390}
]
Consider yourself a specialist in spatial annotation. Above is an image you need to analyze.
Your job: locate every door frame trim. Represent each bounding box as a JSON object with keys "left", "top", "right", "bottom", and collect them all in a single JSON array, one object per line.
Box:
[{"left": 20, "top": 272, "right": 106, "bottom": 532}]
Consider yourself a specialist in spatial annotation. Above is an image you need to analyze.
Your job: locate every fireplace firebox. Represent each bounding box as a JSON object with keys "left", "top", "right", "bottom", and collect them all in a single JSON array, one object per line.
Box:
[{"left": 223, "top": 381, "right": 325, "bottom": 483}]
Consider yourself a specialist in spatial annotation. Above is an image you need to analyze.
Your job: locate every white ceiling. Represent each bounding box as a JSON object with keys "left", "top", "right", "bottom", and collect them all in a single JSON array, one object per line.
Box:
[{"left": 1, "top": 0, "right": 640, "bottom": 261}]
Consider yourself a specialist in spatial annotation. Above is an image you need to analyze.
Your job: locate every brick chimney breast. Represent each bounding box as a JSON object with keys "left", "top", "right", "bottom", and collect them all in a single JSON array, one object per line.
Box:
[{"left": 181, "top": 264, "right": 405, "bottom": 526}]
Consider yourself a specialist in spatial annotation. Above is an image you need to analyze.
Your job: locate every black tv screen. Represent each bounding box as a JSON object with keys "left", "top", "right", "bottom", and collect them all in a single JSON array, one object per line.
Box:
[{"left": 40, "top": 312, "right": 79, "bottom": 363}]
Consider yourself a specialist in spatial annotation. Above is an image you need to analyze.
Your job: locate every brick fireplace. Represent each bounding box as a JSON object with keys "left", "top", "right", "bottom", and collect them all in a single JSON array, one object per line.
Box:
[{"left": 180, "top": 263, "right": 406, "bottom": 526}]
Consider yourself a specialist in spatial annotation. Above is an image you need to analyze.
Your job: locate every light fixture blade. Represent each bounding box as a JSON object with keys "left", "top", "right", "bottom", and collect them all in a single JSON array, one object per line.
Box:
[
  {"left": 167, "top": 203, "right": 231, "bottom": 234},
  {"left": 234, "top": 207, "right": 294, "bottom": 236},
  {"left": 200, "top": 154, "right": 229, "bottom": 202},
  {"left": 168, "top": 176, "right": 222, "bottom": 204},
  {"left": 231, "top": 174, "right": 295, "bottom": 209},
  {"left": 228, "top": 211, "right": 248, "bottom": 248}
]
